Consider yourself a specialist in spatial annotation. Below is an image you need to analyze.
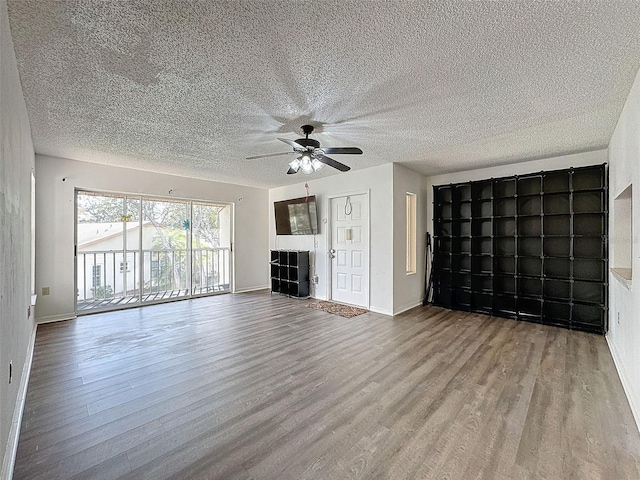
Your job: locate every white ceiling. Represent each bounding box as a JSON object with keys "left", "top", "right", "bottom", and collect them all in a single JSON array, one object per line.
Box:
[{"left": 7, "top": 0, "right": 640, "bottom": 189}]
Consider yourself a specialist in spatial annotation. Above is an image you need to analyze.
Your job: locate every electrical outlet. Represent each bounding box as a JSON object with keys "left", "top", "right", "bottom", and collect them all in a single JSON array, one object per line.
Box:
[
  {"left": 9, "top": 362, "right": 12, "bottom": 384},
  {"left": 312, "top": 275, "right": 319, "bottom": 284},
  {"left": 42, "top": 287, "right": 50, "bottom": 296}
]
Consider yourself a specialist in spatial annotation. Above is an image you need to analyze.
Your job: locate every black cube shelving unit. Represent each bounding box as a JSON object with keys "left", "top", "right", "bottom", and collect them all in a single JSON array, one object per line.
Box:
[
  {"left": 270, "top": 250, "right": 310, "bottom": 298},
  {"left": 432, "top": 164, "right": 608, "bottom": 335}
]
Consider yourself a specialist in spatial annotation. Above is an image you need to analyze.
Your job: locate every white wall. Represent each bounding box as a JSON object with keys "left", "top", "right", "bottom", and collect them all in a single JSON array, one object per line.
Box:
[
  {"left": 35, "top": 155, "right": 269, "bottom": 322},
  {"left": 0, "top": 0, "right": 36, "bottom": 475},
  {"left": 607, "top": 66, "right": 640, "bottom": 431},
  {"left": 393, "top": 164, "right": 428, "bottom": 314},
  {"left": 269, "top": 163, "right": 395, "bottom": 315}
]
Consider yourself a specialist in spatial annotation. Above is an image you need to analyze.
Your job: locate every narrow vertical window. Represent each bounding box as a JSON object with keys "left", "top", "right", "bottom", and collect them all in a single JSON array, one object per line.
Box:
[
  {"left": 406, "top": 192, "right": 417, "bottom": 274},
  {"left": 612, "top": 184, "right": 632, "bottom": 284}
]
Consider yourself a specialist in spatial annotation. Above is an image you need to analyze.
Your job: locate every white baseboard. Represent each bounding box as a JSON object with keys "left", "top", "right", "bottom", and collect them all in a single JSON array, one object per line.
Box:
[
  {"left": 369, "top": 306, "right": 393, "bottom": 316},
  {"left": 393, "top": 301, "right": 422, "bottom": 316},
  {"left": 233, "top": 285, "right": 269, "bottom": 294},
  {"left": 606, "top": 334, "right": 640, "bottom": 434},
  {"left": 1, "top": 324, "right": 37, "bottom": 480},
  {"left": 36, "top": 313, "right": 77, "bottom": 324}
]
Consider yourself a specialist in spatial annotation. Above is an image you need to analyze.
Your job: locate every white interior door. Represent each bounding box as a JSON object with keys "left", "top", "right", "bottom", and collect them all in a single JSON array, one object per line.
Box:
[{"left": 330, "top": 194, "right": 369, "bottom": 308}]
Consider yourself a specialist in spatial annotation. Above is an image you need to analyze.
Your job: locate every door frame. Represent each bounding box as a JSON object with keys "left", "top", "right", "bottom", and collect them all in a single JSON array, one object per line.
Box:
[{"left": 326, "top": 190, "right": 371, "bottom": 309}]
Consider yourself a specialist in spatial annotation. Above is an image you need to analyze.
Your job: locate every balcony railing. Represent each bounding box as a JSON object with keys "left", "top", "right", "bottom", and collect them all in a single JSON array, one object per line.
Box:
[{"left": 77, "top": 248, "right": 231, "bottom": 311}]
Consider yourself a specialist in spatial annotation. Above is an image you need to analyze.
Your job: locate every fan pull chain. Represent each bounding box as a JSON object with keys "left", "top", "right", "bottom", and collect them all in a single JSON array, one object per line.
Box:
[{"left": 305, "top": 183, "right": 310, "bottom": 201}]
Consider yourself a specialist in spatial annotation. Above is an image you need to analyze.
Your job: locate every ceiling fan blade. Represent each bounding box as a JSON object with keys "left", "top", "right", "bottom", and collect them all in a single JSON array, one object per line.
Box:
[
  {"left": 319, "top": 147, "right": 363, "bottom": 155},
  {"left": 246, "top": 151, "right": 296, "bottom": 160},
  {"left": 278, "top": 138, "right": 307, "bottom": 150},
  {"left": 286, "top": 167, "right": 298, "bottom": 175},
  {"left": 315, "top": 154, "right": 350, "bottom": 172}
]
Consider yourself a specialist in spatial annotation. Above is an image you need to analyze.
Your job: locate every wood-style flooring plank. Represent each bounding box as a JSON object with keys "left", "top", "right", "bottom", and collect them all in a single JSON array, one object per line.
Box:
[{"left": 13, "top": 290, "right": 640, "bottom": 479}]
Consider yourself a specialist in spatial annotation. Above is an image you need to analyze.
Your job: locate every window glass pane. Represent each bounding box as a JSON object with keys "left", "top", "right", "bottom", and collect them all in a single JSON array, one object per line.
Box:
[
  {"left": 192, "top": 203, "right": 231, "bottom": 294},
  {"left": 142, "top": 198, "right": 190, "bottom": 298}
]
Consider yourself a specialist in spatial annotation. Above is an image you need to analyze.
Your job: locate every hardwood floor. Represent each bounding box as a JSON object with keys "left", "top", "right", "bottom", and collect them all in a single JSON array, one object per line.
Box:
[{"left": 14, "top": 291, "right": 640, "bottom": 479}]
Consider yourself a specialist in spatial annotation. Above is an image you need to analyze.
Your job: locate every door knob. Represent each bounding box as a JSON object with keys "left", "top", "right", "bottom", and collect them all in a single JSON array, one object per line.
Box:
[{"left": 329, "top": 249, "right": 336, "bottom": 259}]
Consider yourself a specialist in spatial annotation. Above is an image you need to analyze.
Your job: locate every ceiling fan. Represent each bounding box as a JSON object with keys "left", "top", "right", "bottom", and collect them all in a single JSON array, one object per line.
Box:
[{"left": 246, "top": 124, "right": 363, "bottom": 174}]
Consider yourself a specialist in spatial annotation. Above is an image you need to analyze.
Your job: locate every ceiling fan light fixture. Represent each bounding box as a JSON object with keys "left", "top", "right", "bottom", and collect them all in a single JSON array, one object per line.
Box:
[
  {"left": 288, "top": 158, "right": 301, "bottom": 172},
  {"left": 249, "top": 124, "right": 361, "bottom": 175},
  {"left": 311, "top": 158, "right": 324, "bottom": 171},
  {"left": 300, "top": 155, "right": 314, "bottom": 174}
]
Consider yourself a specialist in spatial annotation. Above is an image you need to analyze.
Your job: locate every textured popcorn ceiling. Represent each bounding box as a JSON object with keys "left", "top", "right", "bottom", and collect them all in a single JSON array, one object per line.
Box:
[{"left": 7, "top": 0, "right": 640, "bottom": 188}]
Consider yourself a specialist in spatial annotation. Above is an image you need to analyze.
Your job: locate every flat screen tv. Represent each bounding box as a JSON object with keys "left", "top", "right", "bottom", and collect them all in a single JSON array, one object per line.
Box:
[{"left": 274, "top": 196, "right": 319, "bottom": 235}]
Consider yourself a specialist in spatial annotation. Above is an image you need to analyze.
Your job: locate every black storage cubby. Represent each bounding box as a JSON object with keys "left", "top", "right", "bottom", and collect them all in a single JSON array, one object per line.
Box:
[
  {"left": 543, "top": 172, "right": 570, "bottom": 193},
  {"left": 518, "top": 176, "right": 542, "bottom": 195},
  {"left": 519, "top": 277, "right": 542, "bottom": 296},
  {"left": 518, "top": 237, "right": 541, "bottom": 256},
  {"left": 455, "top": 289, "right": 472, "bottom": 308},
  {"left": 544, "top": 215, "right": 571, "bottom": 236},
  {"left": 472, "top": 274, "right": 493, "bottom": 291},
  {"left": 518, "top": 216, "right": 541, "bottom": 236},
  {"left": 574, "top": 237, "right": 603, "bottom": 258},
  {"left": 544, "top": 193, "right": 570, "bottom": 214},
  {"left": 454, "top": 272, "right": 472, "bottom": 288},
  {"left": 518, "top": 298, "right": 542, "bottom": 318},
  {"left": 474, "top": 200, "right": 493, "bottom": 218},
  {"left": 473, "top": 219, "right": 492, "bottom": 237},
  {"left": 495, "top": 237, "right": 515, "bottom": 255},
  {"left": 270, "top": 250, "right": 310, "bottom": 298},
  {"left": 473, "top": 292, "right": 493, "bottom": 313},
  {"left": 544, "top": 279, "right": 571, "bottom": 300},
  {"left": 574, "top": 214, "right": 604, "bottom": 236},
  {"left": 518, "top": 196, "right": 541, "bottom": 215},
  {"left": 544, "top": 258, "right": 571, "bottom": 279},
  {"left": 495, "top": 275, "right": 516, "bottom": 293},
  {"left": 543, "top": 237, "right": 571, "bottom": 257},
  {"left": 494, "top": 294, "right": 517, "bottom": 316},
  {"left": 495, "top": 179, "right": 516, "bottom": 197},
  {"left": 432, "top": 164, "right": 608, "bottom": 334},
  {"left": 495, "top": 257, "right": 516, "bottom": 274},
  {"left": 477, "top": 255, "right": 492, "bottom": 273},
  {"left": 543, "top": 301, "right": 571, "bottom": 325},
  {"left": 519, "top": 257, "right": 542, "bottom": 277},
  {"left": 495, "top": 218, "right": 516, "bottom": 236},
  {"left": 495, "top": 198, "right": 516, "bottom": 216}
]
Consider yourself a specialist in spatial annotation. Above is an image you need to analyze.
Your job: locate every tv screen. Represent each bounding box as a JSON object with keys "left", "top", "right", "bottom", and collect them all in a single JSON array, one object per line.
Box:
[{"left": 274, "top": 196, "right": 319, "bottom": 235}]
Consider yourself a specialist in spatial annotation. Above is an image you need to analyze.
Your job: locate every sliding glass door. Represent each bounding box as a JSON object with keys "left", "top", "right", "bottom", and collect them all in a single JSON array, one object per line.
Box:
[{"left": 76, "top": 191, "right": 232, "bottom": 313}]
